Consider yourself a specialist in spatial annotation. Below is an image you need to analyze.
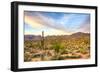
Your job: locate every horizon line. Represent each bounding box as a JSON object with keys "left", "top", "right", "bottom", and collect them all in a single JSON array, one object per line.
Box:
[{"left": 24, "top": 32, "right": 90, "bottom": 36}]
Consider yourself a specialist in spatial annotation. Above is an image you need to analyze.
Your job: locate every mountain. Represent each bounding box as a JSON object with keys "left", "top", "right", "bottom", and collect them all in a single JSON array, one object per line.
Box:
[
  {"left": 70, "top": 32, "right": 90, "bottom": 38},
  {"left": 71, "top": 32, "right": 89, "bottom": 36},
  {"left": 45, "top": 32, "right": 90, "bottom": 39},
  {"left": 24, "top": 35, "right": 41, "bottom": 41},
  {"left": 24, "top": 32, "right": 90, "bottom": 41}
]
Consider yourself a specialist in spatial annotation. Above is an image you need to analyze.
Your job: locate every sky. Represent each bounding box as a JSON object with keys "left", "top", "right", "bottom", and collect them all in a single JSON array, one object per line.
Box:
[{"left": 24, "top": 11, "right": 90, "bottom": 36}]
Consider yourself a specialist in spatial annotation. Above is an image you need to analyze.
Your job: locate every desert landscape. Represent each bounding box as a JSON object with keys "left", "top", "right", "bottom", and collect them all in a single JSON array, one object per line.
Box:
[
  {"left": 24, "top": 32, "right": 90, "bottom": 62},
  {"left": 24, "top": 11, "right": 90, "bottom": 62}
]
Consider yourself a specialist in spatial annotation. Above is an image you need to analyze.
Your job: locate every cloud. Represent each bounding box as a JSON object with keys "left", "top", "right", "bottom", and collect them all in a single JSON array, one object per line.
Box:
[
  {"left": 78, "top": 16, "right": 90, "bottom": 33},
  {"left": 24, "top": 11, "right": 90, "bottom": 35},
  {"left": 24, "top": 11, "right": 68, "bottom": 32},
  {"left": 25, "top": 28, "right": 71, "bottom": 36}
]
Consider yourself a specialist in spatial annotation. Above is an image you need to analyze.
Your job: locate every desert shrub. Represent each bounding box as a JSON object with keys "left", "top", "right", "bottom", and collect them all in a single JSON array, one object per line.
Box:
[
  {"left": 79, "top": 48, "right": 87, "bottom": 54},
  {"left": 51, "top": 42, "right": 65, "bottom": 60},
  {"left": 24, "top": 52, "right": 31, "bottom": 62}
]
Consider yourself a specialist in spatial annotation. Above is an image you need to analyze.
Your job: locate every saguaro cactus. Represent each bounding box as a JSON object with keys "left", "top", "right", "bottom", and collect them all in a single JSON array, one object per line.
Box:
[
  {"left": 41, "top": 31, "right": 44, "bottom": 50},
  {"left": 41, "top": 31, "right": 45, "bottom": 60}
]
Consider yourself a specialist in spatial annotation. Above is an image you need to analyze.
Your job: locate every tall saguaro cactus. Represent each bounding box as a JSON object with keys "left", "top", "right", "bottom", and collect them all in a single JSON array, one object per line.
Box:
[
  {"left": 42, "top": 31, "right": 44, "bottom": 50},
  {"left": 41, "top": 31, "right": 45, "bottom": 60}
]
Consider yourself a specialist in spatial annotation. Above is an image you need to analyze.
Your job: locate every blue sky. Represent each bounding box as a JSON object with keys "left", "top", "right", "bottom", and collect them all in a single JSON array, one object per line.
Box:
[{"left": 24, "top": 11, "right": 90, "bottom": 36}]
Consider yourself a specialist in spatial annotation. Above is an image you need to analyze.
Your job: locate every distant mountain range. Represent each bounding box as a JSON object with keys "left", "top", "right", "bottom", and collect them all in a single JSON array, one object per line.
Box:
[
  {"left": 70, "top": 32, "right": 90, "bottom": 37},
  {"left": 24, "top": 35, "right": 41, "bottom": 41},
  {"left": 24, "top": 32, "right": 90, "bottom": 41}
]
